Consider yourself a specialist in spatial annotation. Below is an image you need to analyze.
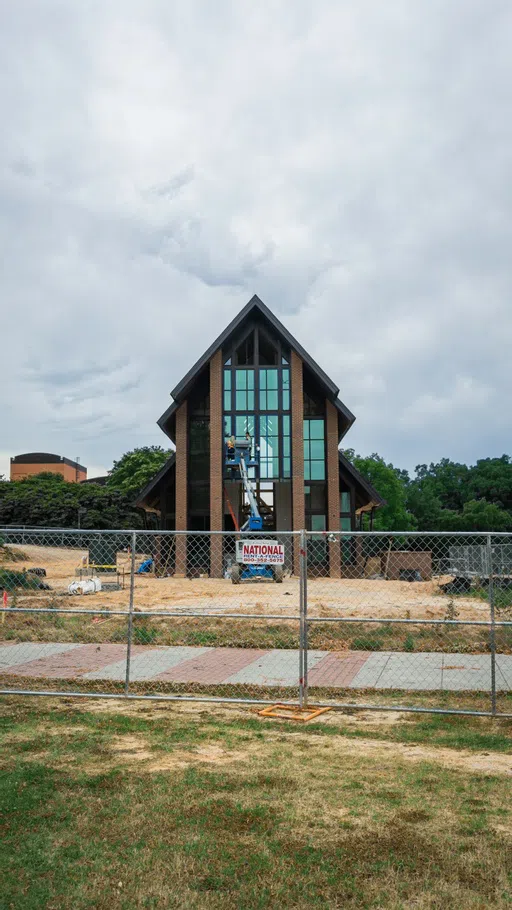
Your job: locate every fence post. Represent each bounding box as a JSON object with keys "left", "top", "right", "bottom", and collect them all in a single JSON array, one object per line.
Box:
[
  {"left": 124, "top": 530, "right": 136, "bottom": 697},
  {"left": 299, "top": 530, "right": 309, "bottom": 708},
  {"left": 487, "top": 534, "right": 497, "bottom": 716}
]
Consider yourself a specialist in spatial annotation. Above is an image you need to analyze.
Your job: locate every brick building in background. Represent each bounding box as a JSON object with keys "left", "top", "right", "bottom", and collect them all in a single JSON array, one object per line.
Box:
[
  {"left": 10, "top": 453, "right": 87, "bottom": 483},
  {"left": 137, "top": 296, "right": 384, "bottom": 576}
]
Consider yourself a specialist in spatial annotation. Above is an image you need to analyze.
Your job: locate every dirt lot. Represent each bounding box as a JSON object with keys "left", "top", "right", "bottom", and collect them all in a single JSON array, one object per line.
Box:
[{"left": 4, "top": 543, "right": 491, "bottom": 621}]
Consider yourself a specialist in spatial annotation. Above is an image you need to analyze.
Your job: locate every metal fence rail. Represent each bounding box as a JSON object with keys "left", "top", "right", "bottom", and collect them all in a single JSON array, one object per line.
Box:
[{"left": 1, "top": 527, "right": 511, "bottom": 717}]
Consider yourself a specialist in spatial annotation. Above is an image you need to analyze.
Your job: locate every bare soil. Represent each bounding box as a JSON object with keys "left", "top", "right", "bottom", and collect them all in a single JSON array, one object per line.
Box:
[{"left": 5, "top": 543, "right": 490, "bottom": 621}]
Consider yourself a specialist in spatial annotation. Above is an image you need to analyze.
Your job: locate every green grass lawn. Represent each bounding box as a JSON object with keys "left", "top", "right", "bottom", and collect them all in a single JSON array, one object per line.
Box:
[{"left": 2, "top": 698, "right": 512, "bottom": 909}]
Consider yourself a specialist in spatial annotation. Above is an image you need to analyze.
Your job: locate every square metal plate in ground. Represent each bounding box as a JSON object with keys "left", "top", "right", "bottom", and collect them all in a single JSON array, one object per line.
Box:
[{"left": 258, "top": 704, "right": 332, "bottom": 722}]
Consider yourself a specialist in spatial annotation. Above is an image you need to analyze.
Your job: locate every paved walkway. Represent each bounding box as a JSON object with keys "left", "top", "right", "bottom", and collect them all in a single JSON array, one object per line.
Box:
[{"left": 1, "top": 642, "right": 511, "bottom": 691}]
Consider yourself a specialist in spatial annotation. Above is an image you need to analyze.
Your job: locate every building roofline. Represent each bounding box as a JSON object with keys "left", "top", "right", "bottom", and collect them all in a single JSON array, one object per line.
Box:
[
  {"left": 159, "top": 295, "right": 355, "bottom": 439},
  {"left": 10, "top": 453, "right": 87, "bottom": 472},
  {"left": 134, "top": 453, "right": 176, "bottom": 506},
  {"left": 339, "top": 450, "right": 386, "bottom": 508},
  {"left": 156, "top": 401, "right": 178, "bottom": 435},
  {"left": 170, "top": 295, "right": 340, "bottom": 402},
  {"left": 334, "top": 397, "right": 356, "bottom": 438}
]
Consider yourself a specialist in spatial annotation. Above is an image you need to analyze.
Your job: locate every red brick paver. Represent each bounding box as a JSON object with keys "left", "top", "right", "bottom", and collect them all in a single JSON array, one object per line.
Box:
[
  {"left": 7, "top": 644, "right": 127, "bottom": 679},
  {"left": 307, "top": 651, "right": 370, "bottom": 688},
  {"left": 155, "top": 647, "right": 267, "bottom": 684}
]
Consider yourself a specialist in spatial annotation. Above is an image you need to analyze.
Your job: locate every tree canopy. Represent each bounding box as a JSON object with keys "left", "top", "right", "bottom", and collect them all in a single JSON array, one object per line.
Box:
[
  {"left": 344, "top": 450, "right": 417, "bottom": 531},
  {"left": 347, "top": 452, "right": 512, "bottom": 532},
  {"left": 106, "top": 446, "right": 172, "bottom": 500},
  {"left": 0, "top": 473, "right": 143, "bottom": 529},
  {"left": 1, "top": 446, "right": 511, "bottom": 533}
]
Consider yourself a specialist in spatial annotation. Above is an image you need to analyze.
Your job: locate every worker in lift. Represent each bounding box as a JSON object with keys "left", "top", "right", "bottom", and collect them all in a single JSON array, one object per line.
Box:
[{"left": 226, "top": 435, "right": 236, "bottom": 460}]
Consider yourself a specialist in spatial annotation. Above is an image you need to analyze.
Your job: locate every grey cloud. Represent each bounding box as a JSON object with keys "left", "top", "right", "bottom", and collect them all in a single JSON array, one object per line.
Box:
[
  {"left": 1, "top": 0, "right": 511, "bottom": 474},
  {"left": 147, "top": 167, "right": 196, "bottom": 200}
]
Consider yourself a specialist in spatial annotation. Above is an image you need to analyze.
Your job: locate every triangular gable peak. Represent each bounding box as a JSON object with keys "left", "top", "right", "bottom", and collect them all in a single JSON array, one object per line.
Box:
[{"left": 158, "top": 295, "right": 355, "bottom": 444}]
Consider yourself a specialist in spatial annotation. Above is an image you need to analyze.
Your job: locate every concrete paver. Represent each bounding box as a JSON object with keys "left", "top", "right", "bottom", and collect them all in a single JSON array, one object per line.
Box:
[
  {"left": 1, "top": 642, "right": 511, "bottom": 692},
  {"left": 84, "top": 646, "right": 212, "bottom": 681},
  {"left": 0, "top": 642, "right": 79, "bottom": 671},
  {"left": 225, "top": 649, "right": 325, "bottom": 686},
  {"left": 375, "top": 653, "right": 444, "bottom": 691},
  {"left": 496, "top": 656, "right": 512, "bottom": 690},
  {"left": 349, "top": 653, "right": 392, "bottom": 688}
]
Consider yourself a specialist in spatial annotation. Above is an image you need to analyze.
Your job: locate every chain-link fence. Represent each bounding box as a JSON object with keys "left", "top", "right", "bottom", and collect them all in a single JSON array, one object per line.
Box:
[
  {"left": 304, "top": 531, "right": 512, "bottom": 717},
  {"left": 1, "top": 528, "right": 511, "bottom": 716}
]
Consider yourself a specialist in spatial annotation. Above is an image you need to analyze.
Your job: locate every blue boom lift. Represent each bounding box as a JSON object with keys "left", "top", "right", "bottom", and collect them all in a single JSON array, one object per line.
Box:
[{"left": 225, "top": 438, "right": 283, "bottom": 585}]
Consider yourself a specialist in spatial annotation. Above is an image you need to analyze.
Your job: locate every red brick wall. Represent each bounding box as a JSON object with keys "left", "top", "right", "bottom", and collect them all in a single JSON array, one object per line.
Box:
[
  {"left": 10, "top": 463, "right": 87, "bottom": 483},
  {"left": 326, "top": 399, "right": 341, "bottom": 577},
  {"left": 291, "top": 350, "right": 305, "bottom": 574},
  {"left": 174, "top": 400, "right": 188, "bottom": 576},
  {"left": 209, "top": 351, "right": 223, "bottom": 576}
]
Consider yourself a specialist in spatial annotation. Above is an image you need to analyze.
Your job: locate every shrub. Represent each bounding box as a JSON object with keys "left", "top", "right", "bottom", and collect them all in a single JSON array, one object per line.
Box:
[
  {"left": 351, "top": 637, "right": 382, "bottom": 651},
  {"left": 0, "top": 569, "right": 41, "bottom": 591}
]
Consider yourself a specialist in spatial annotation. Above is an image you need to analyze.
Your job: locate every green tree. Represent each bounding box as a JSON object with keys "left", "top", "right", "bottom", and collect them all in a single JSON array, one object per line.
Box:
[
  {"left": 439, "top": 499, "right": 512, "bottom": 532},
  {"left": 106, "top": 446, "right": 172, "bottom": 500},
  {"left": 412, "top": 459, "right": 469, "bottom": 512},
  {"left": 405, "top": 483, "right": 443, "bottom": 531},
  {"left": 406, "top": 456, "right": 512, "bottom": 530},
  {"left": 344, "top": 451, "right": 416, "bottom": 531},
  {"left": 466, "top": 456, "right": 512, "bottom": 511},
  {"left": 0, "top": 473, "right": 142, "bottom": 529}
]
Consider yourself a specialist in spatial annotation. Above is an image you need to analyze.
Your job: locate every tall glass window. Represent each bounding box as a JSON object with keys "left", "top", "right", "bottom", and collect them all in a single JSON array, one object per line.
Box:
[
  {"left": 282, "top": 415, "right": 291, "bottom": 478},
  {"left": 223, "top": 328, "right": 291, "bottom": 481},
  {"left": 340, "top": 486, "right": 354, "bottom": 564},
  {"left": 303, "top": 419, "right": 326, "bottom": 480},
  {"left": 235, "top": 370, "right": 254, "bottom": 411},
  {"left": 188, "top": 376, "right": 210, "bottom": 531},
  {"left": 259, "top": 369, "right": 279, "bottom": 410},
  {"left": 223, "top": 370, "right": 231, "bottom": 411},
  {"left": 235, "top": 414, "right": 255, "bottom": 438},
  {"left": 260, "top": 415, "right": 279, "bottom": 479},
  {"left": 282, "top": 369, "right": 290, "bottom": 410}
]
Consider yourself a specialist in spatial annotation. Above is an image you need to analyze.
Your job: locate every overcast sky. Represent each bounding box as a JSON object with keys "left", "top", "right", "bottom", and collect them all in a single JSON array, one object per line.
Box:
[{"left": 1, "top": 1, "right": 511, "bottom": 480}]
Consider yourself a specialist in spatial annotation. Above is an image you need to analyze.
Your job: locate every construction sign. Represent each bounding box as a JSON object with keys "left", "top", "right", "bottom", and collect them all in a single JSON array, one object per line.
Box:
[{"left": 236, "top": 540, "right": 285, "bottom": 565}]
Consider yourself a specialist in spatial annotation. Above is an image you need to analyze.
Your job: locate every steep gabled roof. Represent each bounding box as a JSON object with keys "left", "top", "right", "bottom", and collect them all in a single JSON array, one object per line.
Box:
[
  {"left": 170, "top": 295, "right": 339, "bottom": 401},
  {"left": 134, "top": 453, "right": 175, "bottom": 508},
  {"left": 339, "top": 451, "right": 386, "bottom": 512},
  {"left": 158, "top": 295, "right": 355, "bottom": 440}
]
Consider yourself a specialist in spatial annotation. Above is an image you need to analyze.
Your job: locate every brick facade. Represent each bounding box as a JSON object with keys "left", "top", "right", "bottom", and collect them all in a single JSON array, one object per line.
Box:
[
  {"left": 209, "top": 351, "right": 223, "bottom": 576},
  {"left": 291, "top": 350, "right": 305, "bottom": 574},
  {"left": 143, "top": 298, "right": 384, "bottom": 579},
  {"left": 10, "top": 459, "right": 86, "bottom": 483},
  {"left": 174, "top": 401, "right": 188, "bottom": 576},
  {"left": 326, "top": 399, "right": 341, "bottom": 577}
]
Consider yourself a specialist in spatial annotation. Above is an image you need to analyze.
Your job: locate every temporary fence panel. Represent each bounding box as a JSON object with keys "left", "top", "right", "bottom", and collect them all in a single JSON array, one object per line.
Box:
[
  {"left": 1, "top": 528, "right": 511, "bottom": 716},
  {"left": 303, "top": 531, "right": 512, "bottom": 717},
  {"left": 0, "top": 529, "right": 303, "bottom": 705},
  {"left": 0, "top": 529, "right": 134, "bottom": 697}
]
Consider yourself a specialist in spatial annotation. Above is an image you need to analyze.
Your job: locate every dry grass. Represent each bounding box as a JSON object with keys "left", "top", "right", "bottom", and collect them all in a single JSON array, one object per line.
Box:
[{"left": 2, "top": 697, "right": 512, "bottom": 908}]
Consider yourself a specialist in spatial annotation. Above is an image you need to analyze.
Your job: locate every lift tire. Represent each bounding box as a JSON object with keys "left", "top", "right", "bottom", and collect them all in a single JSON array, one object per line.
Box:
[
  {"left": 231, "top": 564, "right": 241, "bottom": 585},
  {"left": 273, "top": 565, "right": 284, "bottom": 583}
]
